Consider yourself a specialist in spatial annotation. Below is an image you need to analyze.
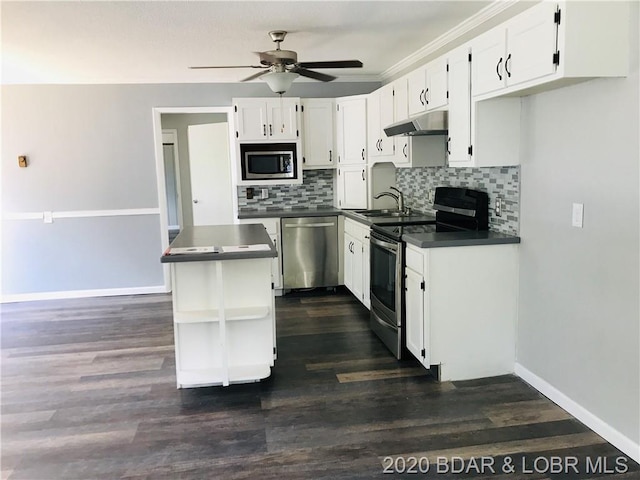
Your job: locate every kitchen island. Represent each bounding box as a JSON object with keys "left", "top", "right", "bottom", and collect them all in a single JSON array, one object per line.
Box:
[{"left": 161, "top": 224, "right": 277, "bottom": 388}]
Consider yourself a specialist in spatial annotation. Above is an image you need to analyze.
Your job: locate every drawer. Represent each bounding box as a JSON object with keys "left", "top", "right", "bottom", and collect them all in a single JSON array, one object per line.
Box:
[
  {"left": 405, "top": 244, "right": 424, "bottom": 274},
  {"left": 344, "top": 218, "right": 368, "bottom": 239}
]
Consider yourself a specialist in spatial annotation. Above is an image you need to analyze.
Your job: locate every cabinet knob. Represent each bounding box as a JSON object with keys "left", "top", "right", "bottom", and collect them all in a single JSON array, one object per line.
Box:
[{"left": 193, "top": 199, "right": 199, "bottom": 204}]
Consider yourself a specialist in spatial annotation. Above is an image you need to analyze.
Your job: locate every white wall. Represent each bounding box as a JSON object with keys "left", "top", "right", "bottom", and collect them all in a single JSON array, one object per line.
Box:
[
  {"left": 1, "top": 82, "right": 379, "bottom": 300},
  {"left": 517, "top": 2, "right": 639, "bottom": 456}
]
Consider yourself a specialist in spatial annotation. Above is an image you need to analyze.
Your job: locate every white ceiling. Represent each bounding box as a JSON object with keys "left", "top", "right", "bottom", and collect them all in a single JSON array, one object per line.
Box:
[{"left": 1, "top": 0, "right": 525, "bottom": 85}]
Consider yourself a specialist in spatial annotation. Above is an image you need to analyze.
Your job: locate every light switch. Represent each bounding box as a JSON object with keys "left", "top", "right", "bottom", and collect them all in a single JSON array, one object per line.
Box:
[
  {"left": 571, "top": 203, "right": 583, "bottom": 228},
  {"left": 43, "top": 211, "right": 53, "bottom": 224}
]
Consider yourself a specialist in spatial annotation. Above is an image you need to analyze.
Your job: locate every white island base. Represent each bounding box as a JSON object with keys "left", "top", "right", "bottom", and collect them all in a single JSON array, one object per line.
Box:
[{"left": 170, "top": 256, "right": 275, "bottom": 388}]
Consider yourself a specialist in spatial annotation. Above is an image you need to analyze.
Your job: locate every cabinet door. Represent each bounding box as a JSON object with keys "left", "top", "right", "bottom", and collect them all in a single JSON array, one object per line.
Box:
[
  {"left": 343, "top": 232, "right": 355, "bottom": 292},
  {"left": 378, "top": 84, "right": 395, "bottom": 156},
  {"left": 405, "top": 266, "right": 425, "bottom": 364},
  {"left": 302, "top": 99, "right": 335, "bottom": 168},
  {"left": 447, "top": 46, "right": 472, "bottom": 166},
  {"left": 471, "top": 27, "right": 507, "bottom": 97},
  {"left": 267, "top": 99, "right": 299, "bottom": 140},
  {"left": 338, "top": 98, "right": 367, "bottom": 164},
  {"left": 351, "top": 236, "right": 364, "bottom": 302},
  {"left": 407, "top": 66, "right": 427, "bottom": 116},
  {"left": 506, "top": 1, "right": 558, "bottom": 87},
  {"left": 367, "top": 91, "right": 381, "bottom": 158},
  {"left": 426, "top": 57, "right": 449, "bottom": 111},
  {"left": 337, "top": 166, "right": 367, "bottom": 209},
  {"left": 269, "top": 233, "right": 282, "bottom": 290},
  {"left": 361, "top": 229, "right": 371, "bottom": 308},
  {"left": 235, "top": 100, "right": 268, "bottom": 140}
]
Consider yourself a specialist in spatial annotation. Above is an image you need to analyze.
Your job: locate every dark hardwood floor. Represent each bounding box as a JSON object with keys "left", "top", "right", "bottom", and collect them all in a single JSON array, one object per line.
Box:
[{"left": 1, "top": 289, "right": 637, "bottom": 479}]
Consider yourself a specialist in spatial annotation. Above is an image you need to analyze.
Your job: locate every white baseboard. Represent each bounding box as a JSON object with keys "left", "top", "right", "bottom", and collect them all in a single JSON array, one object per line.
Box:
[
  {"left": 1, "top": 285, "right": 168, "bottom": 303},
  {"left": 515, "top": 363, "right": 640, "bottom": 464}
]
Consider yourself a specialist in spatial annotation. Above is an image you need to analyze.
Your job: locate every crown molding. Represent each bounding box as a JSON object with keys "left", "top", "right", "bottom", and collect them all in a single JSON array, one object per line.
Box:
[{"left": 381, "top": 0, "right": 523, "bottom": 80}]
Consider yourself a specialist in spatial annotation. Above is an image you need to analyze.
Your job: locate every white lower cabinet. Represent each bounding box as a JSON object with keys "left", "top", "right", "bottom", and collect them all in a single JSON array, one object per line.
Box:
[
  {"left": 171, "top": 257, "right": 275, "bottom": 388},
  {"left": 238, "top": 218, "right": 282, "bottom": 291},
  {"left": 343, "top": 217, "right": 370, "bottom": 308},
  {"left": 404, "top": 242, "right": 518, "bottom": 381}
]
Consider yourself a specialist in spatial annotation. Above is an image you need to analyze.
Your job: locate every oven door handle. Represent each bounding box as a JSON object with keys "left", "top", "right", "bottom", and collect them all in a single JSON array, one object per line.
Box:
[
  {"left": 370, "top": 235, "right": 398, "bottom": 252},
  {"left": 372, "top": 309, "right": 397, "bottom": 331}
]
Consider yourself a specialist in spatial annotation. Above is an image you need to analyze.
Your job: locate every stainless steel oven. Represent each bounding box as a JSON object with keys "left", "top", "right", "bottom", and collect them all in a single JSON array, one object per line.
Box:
[{"left": 369, "top": 230, "right": 404, "bottom": 359}]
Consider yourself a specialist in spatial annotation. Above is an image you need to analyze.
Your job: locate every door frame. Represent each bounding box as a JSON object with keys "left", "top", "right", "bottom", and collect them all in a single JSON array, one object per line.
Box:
[
  {"left": 161, "top": 129, "right": 183, "bottom": 230},
  {"left": 152, "top": 106, "right": 238, "bottom": 291}
]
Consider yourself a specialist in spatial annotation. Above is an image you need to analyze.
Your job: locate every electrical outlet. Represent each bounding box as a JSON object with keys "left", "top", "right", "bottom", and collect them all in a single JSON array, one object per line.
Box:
[
  {"left": 246, "top": 187, "right": 254, "bottom": 199},
  {"left": 428, "top": 189, "right": 434, "bottom": 204},
  {"left": 495, "top": 197, "right": 502, "bottom": 217}
]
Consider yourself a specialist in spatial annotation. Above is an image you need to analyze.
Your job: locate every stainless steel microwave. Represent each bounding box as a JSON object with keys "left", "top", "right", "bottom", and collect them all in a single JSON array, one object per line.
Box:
[{"left": 240, "top": 143, "right": 298, "bottom": 181}]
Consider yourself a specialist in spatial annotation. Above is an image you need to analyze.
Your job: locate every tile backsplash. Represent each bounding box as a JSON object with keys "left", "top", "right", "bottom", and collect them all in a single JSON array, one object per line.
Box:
[
  {"left": 237, "top": 170, "right": 334, "bottom": 211},
  {"left": 396, "top": 166, "right": 520, "bottom": 235}
]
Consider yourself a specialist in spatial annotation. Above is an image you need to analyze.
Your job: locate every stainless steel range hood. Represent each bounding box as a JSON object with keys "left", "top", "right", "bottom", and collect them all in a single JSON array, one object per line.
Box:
[{"left": 383, "top": 110, "right": 448, "bottom": 137}]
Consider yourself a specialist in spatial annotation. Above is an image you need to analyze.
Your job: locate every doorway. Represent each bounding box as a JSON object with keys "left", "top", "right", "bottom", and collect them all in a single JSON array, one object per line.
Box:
[{"left": 153, "top": 107, "right": 238, "bottom": 291}]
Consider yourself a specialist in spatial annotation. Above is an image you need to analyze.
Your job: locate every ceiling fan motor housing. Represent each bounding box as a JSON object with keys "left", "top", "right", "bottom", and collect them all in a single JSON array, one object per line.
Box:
[{"left": 261, "top": 49, "right": 298, "bottom": 66}]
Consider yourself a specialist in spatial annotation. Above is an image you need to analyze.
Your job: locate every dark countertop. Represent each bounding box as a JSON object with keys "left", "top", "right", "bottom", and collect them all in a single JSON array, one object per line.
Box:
[
  {"left": 238, "top": 206, "right": 342, "bottom": 219},
  {"left": 404, "top": 230, "right": 521, "bottom": 249},
  {"left": 161, "top": 224, "right": 277, "bottom": 263}
]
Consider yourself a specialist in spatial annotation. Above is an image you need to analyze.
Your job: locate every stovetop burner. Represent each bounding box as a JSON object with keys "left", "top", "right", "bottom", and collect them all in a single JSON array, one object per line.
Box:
[{"left": 371, "top": 223, "right": 438, "bottom": 242}]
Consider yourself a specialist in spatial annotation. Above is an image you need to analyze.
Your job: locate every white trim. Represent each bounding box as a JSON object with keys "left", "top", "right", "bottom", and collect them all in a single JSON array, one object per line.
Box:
[
  {"left": 515, "top": 363, "right": 640, "bottom": 464},
  {"left": 382, "top": 0, "right": 522, "bottom": 80},
  {"left": 1, "top": 285, "right": 168, "bottom": 304},
  {"left": 161, "top": 128, "right": 184, "bottom": 230},
  {"left": 3, "top": 208, "right": 160, "bottom": 221}
]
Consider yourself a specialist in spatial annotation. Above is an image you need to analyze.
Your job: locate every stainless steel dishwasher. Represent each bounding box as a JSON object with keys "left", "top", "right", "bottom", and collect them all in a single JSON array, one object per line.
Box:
[{"left": 282, "top": 216, "right": 339, "bottom": 289}]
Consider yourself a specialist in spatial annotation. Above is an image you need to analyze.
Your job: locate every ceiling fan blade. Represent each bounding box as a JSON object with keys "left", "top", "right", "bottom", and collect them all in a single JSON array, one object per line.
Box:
[
  {"left": 291, "top": 67, "right": 336, "bottom": 82},
  {"left": 189, "top": 65, "right": 265, "bottom": 69},
  {"left": 296, "top": 60, "right": 363, "bottom": 69},
  {"left": 240, "top": 70, "right": 270, "bottom": 82}
]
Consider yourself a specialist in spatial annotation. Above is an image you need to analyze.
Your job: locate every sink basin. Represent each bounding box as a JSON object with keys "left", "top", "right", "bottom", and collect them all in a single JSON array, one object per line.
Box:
[{"left": 353, "top": 209, "right": 410, "bottom": 217}]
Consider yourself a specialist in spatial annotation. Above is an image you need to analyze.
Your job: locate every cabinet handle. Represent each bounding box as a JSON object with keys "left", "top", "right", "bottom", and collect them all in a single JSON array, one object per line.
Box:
[
  {"left": 505, "top": 54, "right": 512, "bottom": 78},
  {"left": 329, "top": 150, "right": 332, "bottom": 162},
  {"left": 361, "top": 149, "right": 365, "bottom": 160},
  {"left": 362, "top": 169, "right": 365, "bottom": 181},
  {"left": 269, "top": 124, "right": 273, "bottom": 136},
  {"left": 193, "top": 199, "right": 199, "bottom": 204},
  {"left": 419, "top": 89, "right": 425, "bottom": 106},
  {"left": 447, "top": 136, "right": 451, "bottom": 155},
  {"left": 403, "top": 144, "right": 408, "bottom": 158},
  {"left": 425, "top": 88, "right": 429, "bottom": 105},
  {"left": 496, "top": 57, "right": 503, "bottom": 81},
  {"left": 263, "top": 124, "right": 267, "bottom": 136}
]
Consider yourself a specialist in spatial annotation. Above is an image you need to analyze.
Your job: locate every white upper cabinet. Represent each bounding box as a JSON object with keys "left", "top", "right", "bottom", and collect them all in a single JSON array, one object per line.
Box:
[
  {"left": 472, "top": 2, "right": 557, "bottom": 97},
  {"left": 426, "top": 57, "right": 449, "bottom": 111},
  {"left": 336, "top": 165, "right": 367, "bottom": 209},
  {"left": 336, "top": 96, "right": 368, "bottom": 165},
  {"left": 234, "top": 98, "right": 300, "bottom": 141},
  {"left": 301, "top": 98, "right": 335, "bottom": 169},
  {"left": 407, "top": 59, "right": 449, "bottom": 116},
  {"left": 472, "top": 1, "right": 630, "bottom": 99},
  {"left": 447, "top": 45, "right": 472, "bottom": 166},
  {"left": 368, "top": 83, "right": 395, "bottom": 161}
]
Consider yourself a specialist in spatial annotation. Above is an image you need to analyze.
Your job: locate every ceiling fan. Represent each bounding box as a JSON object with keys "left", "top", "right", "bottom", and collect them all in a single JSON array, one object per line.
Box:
[{"left": 190, "top": 30, "right": 363, "bottom": 94}]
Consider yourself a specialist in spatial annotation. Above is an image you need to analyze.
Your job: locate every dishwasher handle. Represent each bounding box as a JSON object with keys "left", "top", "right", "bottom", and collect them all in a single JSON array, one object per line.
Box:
[{"left": 284, "top": 222, "right": 335, "bottom": 228}]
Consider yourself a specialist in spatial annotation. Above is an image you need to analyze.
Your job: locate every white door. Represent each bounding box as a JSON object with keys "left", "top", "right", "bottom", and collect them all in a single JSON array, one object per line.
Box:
[
  {"left": 447, "top": 46, "right": 472, "bottom": 166},
  {"left": 188, "top": 123, "right": 234, "bottom": 226},
  {"left": 405, "top": 267, "right": 425, "bottom": 364},
  {"left": 472, "top": 27, "right": 507, "bottom": 97}
]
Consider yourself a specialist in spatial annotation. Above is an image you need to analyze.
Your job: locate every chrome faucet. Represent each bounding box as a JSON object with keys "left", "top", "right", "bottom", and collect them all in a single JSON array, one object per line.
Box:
[
  {"left": 374, "top": 186, "right": 406, "bottom": 213},
  {"left": 390, "top": 186, "right": 405, "bottom": 212}
]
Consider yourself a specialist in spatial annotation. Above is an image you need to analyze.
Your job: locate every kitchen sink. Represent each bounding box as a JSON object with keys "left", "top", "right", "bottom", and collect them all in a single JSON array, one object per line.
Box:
[{"left": 353, "top": 209, "right": 410, "bottom": 217}]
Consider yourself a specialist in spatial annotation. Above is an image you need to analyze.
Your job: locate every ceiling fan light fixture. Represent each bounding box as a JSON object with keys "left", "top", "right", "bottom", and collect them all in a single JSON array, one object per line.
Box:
[{"left": 262, "top": 71, "right": 299, "bottom": 94}]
